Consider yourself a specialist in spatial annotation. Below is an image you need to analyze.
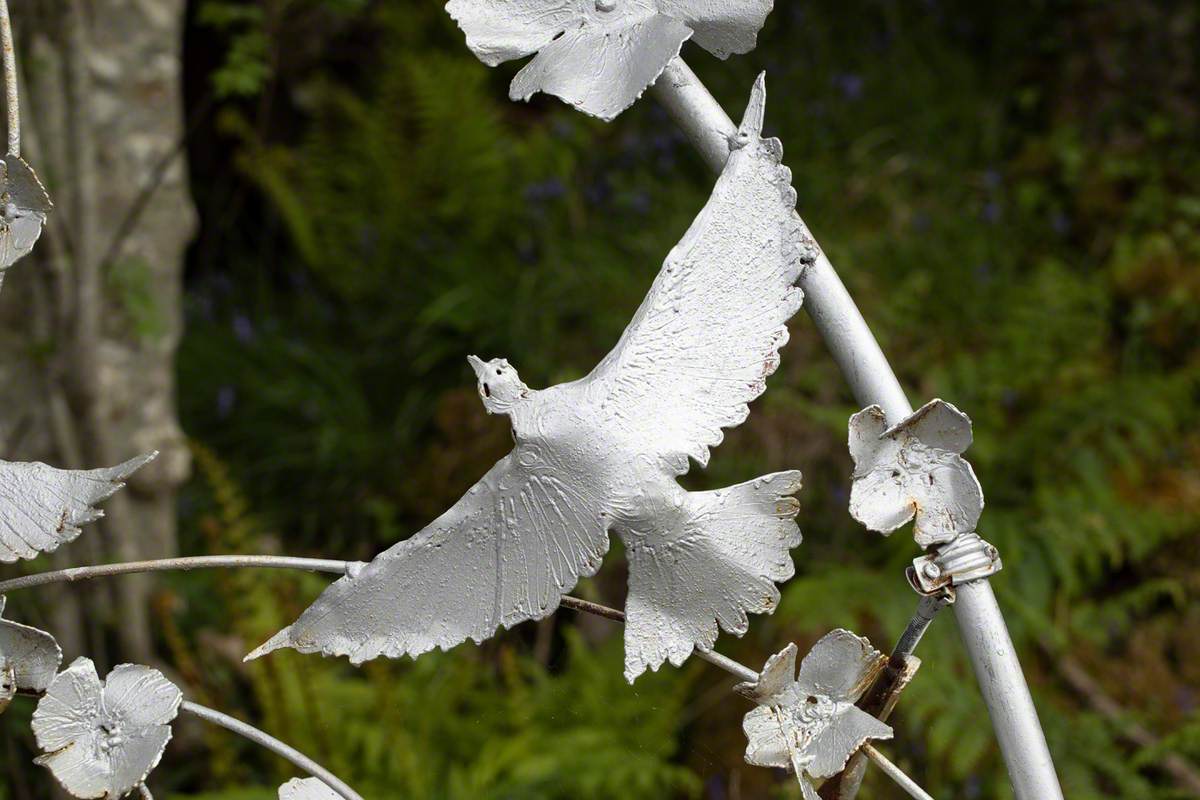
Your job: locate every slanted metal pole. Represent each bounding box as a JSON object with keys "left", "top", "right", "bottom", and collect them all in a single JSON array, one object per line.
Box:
[{"left": 649, "top": 57, "right": 1063, "bottom": 800}]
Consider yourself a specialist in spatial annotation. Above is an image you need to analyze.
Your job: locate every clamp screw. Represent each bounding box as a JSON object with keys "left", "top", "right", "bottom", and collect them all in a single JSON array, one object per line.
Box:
[{"left": 922, "top": 562, "right": 942, "bottom": 580}]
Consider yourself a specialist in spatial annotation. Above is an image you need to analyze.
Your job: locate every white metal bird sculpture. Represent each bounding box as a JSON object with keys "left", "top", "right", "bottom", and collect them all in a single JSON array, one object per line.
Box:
[{"left": 249, "top": 75, "right": 817, "bottom": 681}]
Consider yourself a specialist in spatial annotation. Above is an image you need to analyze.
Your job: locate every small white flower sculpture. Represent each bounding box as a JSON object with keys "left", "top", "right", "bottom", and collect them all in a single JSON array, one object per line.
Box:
[
  {"left": 0, "top": 452, "right": 156, "bottom": 563},
  {"left": 0, "top": 154, "right": 51, "bottom": 282},
  {"left": 280, "top": 777, "right": 340, "bottom": 799},
  {"left": 32, "top": 658, "right": 182, "bottom": 799},
  {"left": 0, "top": 596, "right": 63, "bottom": 713},
  {"left": 737, "top": 629, "right": 892, "bottom": 800},
  {"left": 446, "top": 0, "right": 773, "bottom": 120},
  {"left": 848, "top": 399, "right": 984, "bottom": 549}
]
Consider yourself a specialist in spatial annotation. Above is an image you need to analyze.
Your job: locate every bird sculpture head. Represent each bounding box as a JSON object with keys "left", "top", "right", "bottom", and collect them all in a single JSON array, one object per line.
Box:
[{"left": 468, "top": 355, "right": 529, "bottom": 415}]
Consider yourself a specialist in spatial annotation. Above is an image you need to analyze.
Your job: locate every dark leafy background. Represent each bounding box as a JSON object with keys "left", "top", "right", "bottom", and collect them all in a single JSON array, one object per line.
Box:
[{"left": 9, "top": 1, "right": 1198, "bottom": 798}]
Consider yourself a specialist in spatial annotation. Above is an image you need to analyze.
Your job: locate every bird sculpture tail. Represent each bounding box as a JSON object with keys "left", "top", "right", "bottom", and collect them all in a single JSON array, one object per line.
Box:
[{"left": 622, "top": 470, "right": 802, "bottom": 682}]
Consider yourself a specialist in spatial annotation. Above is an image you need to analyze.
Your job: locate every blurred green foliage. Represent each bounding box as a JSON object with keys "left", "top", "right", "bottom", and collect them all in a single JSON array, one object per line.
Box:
[{"left": 7, "top": 0, "right": 1196, "bottom": 798}]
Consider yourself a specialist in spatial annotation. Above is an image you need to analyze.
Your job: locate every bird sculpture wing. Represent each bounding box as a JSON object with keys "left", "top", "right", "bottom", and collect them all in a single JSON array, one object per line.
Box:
[
  {"left": 248, "top": 445, "right": 609, "bottom": 663},
  {"left": 0, "top": 454, "right": 155, "bottom": 563},
  {"left": 585, "top": 74, "right": 817, "bottom": 474}
]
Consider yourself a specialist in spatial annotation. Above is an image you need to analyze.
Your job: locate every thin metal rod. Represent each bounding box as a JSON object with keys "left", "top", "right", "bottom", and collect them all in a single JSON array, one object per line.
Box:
[
  {"left": 650, "top": 55, "right": 1063, "bottom": 800},
  {"left": 861, "top": 744, "right": 935, "bottom": 800},
  {"left": 180, "top": 701, "right": 362, "bottom": 800},
  {"left": 0, "top": 555, "right": 354, "bottom": 594},
  {"left": 892, "top": 593, "right": 949, "bottom": 662},
  {"left": 559, "top": 595, "right": 759, "bottom": 683},
  {"left": 0, "top": 0, "right": 17, "bottom": 155}
]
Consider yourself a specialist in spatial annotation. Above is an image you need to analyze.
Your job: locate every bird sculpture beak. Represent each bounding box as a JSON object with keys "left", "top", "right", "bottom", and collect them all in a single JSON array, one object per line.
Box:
[{"left": 467, "top": 354, "right": 486, "bottom": 379}]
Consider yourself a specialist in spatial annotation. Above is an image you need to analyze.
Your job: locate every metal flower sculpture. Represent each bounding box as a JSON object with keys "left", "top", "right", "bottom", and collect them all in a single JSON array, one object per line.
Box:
[
  {"left": 446, "top": 0, "right": 773, "bottom": 120},
  {"left": 0, "top": 452, "right": 156, "bottom": 562},
  {"left": 848, "top": 399, "right": 984, "bottom": 549},
  {"left": 250, "top": 76, "right": 815, "bottom": 681},
  {"left": 0, "top": 596, "right": 62, "bottom": 713},
  {"left": 0, "top": 153, "right": 51, "bottom": 284},
  {"left": 32, "top": 658, "right": 182, "bottom": 799},
  {"left": 280, "top": 777, "right": 340, "bottom": 799},
  {"left": 736, "top": 630, "right": 892, "bottom": 799}
]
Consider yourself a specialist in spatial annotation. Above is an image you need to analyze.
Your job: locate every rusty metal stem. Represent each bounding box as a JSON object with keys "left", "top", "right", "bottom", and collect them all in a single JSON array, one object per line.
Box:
[
  {"left": 559, "top": 595, "right": 759, "bottom": 683},
  {"left": 649, "top": 56, "right": 1063, "bottom": 800},
  {"left": 180, "top": 701, "right": 363, "bottom": 800},
  {"left": 861, "top": 745, "right": 935, "bottom": 800},
  {"left": 0, "top": 0, "right": 17, "bottom": 155}
]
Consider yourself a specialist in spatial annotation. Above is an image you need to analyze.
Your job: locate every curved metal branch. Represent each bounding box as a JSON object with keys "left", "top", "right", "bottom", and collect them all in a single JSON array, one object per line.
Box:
[
  {"left": 861, "top": 745, "right": 935, "bottom": 800},
  {"left": 180, "top": 701, "right": 363, "bottom": 800},
  {"left": 0, "top": 0, "right": 18, "bottom": 155},
  {"left": 0, "top": 555, "right": 355, "bottom": 594}
]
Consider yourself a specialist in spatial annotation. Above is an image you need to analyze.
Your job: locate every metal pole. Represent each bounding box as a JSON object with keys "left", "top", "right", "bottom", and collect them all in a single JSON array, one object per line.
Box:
[{"left": 650, "top": 57, "right": 1063, "bottom": 800}]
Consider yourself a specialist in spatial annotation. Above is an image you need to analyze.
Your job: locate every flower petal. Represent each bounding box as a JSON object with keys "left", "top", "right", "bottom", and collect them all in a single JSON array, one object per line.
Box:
[
  {"left": 445, "top": 0, "right": 579, "bottom": 67},
  {"left": 742, "top": 705, "right": 791, "bottom": 769},
  {"left": 804, "top": 704, "right": 893, "bottom": 778},
  {"left": 795, "top": 629, "right": 885, "bottom": 703},
  {"left": 102, "top": 664, "right": 182, "bottom": 729},
  {"left": 848, "top": 463, "right": 915, "bottom": 534},
  {"left": 847, "top": 405, "right": 888, "bottom": 469},
  {"left": 34, "top": 735, "right": 109, "bottom": 800},
  {"left": 32, "top": 657, "right": 103, "bottom": 752},
  {"left": 910, "top": 456, "right": 984, "bottom": 548},
  {"left": 509, "top": 14, "right": 692, "bottom": 120},
  {"left": 736, "top": 641, "right": 797, "bottom": 702},
  {"left": 891, "top": 399, "right": 973, "bottom": 454},
  {"left": 655, "top": 0, "right": 772, "bottom": 58},
  {"left": 106, "top": 725, "right": 173, "bottom": 799},
  {"left": 280, "top": 777, "right": 341, "bottom": 799},
  {"left": 0, "top": 616, "right": 63, "bottom": 694}
]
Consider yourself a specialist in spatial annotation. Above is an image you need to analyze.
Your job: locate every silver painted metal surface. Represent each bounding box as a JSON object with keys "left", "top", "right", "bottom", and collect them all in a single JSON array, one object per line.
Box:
[
  {"left": 906, "top": 532, "right": 1001, "bottom": 595},
  {"left": 860, "top": 745, "right": 936, "bottom": 800},
  {"left": 280, "top": 777, "right": 341, "bottom": 799},
  {"left": 0, "top": 0, "right": 17, "bottom": 156},
  {"left": 0, "top": 596, "right": 62, "bottom": 713},
  {"left": 953, "top": 579, "right": 1064, "bottom": 800},
  {"left": 249, "top": 76, "right": 808, "bottom": 683},
  {"left": 848, "top": 399, "right": 983, "bottom": 549},
  {"left": 180, "top": 702, "right": 363, "bottom": 800},
  {"left": 446, "top": 0, "right": 771, "bottom": 120},
  {"left": 32, "top": 658, "right": 182, "bottom": 799},
  {"left": 0, "top": 452, "right": 156, "bottom": 563},
  {"left": 647, "top": 61, "right": 1063, "bottom": 800},
  {"left": 0, "top": 153, "right": 51, "bottom": 281},
  {"left": 737, "top": 630, "right": 892, "bottom": 800}
]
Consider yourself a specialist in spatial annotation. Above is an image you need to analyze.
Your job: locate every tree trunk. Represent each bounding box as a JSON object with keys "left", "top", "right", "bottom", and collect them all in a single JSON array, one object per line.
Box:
[{"left": 0, "top": 0, "right": 194, "bottom": 666}]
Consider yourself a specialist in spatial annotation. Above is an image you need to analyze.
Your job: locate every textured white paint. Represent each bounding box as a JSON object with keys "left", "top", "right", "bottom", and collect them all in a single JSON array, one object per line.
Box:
[
  {"left": 280, "top": 778, "right": 340, "bottom": 800},
  {"left": 0, "top": 154, "right": 50, "bottom": 282},
  {"left": 250, "top": 77, "right": 813, "bottom": 682},
  {"left": 737, "top": 630, "right": 892, "bottom": 799},
  {"left": 446, "top": 0, "right": 773, "bottom": 120},
  {"left": 32, "top": 658, "right": 181, "bottom": 799},
  {"left": 0, "top": 452, "right": 156, "bottom": 563},
  {"left": 0, "top": 596, "right": 62, "bottom": 714},
  {"left": 848, "top": 399, "right": 984, "bottom": 549}
]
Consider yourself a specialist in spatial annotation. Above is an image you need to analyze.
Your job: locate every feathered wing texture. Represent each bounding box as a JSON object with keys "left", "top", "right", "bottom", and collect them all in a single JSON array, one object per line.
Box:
[
  {"left": 622, "top": 470, "right": 801, "bottom": 680},
  {"left": 0, "top": 453, "right": 156, "bottom": 563},
  {"left": 248, "top": 448, "right": 610, "bottom": 663},
  {"left": 586, "top": 74, "right": 817, "bottom": 474}
]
